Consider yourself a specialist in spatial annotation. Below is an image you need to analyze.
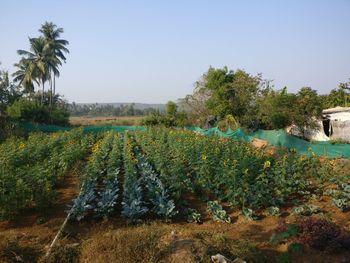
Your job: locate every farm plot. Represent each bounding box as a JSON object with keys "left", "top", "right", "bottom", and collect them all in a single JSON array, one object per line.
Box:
[
  {"left": 1, "top": 128, "right": 350, "bottom": 262},
  {"left": 134, "top": 127, "right": 350, "bottom": 221},
  {"left": 1, "top": 128, "right": 349, "bottom": 222}
]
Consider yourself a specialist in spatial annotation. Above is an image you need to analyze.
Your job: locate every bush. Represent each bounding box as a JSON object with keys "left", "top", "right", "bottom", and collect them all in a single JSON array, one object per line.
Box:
[
  {"left": 217, "top": 114, "right": 240, "bottom": 131},
  {"left": 6, "top": 98, "right": 69, "bottom": 125},
  {"left": 296, "top": 218, "right": 350, "bottom": 251},
  {"left": 141, "top": 111, "right": 189, "bottom": 127},
  {"left": 0, "top": 115, "right": 25, "bottom": 142},
  {"left": 141, "top": 113, "right": 175, "bottom": 127},
  {"left": 271, "top": 218, "right": 350, "bottom": 252}
]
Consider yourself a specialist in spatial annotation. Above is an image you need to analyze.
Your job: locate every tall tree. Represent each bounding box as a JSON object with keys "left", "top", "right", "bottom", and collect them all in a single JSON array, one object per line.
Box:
[
  {"left": 339, "top": 79, "right": 350, "bottom": 106},
  {"left": 39, "top": 22, "right": 69, "bottom": 106},
  {"left": 166, "top": 101, "right": 178, "bottom": 117},
  {"left": 16, "top": 37, "right": 59, "bottom": 104},
  {"left": 199, "top": 66, "right": 261, "bottom": 127},
  {"left": 0, "top": 68, "right": 22, "bottom": 113}
]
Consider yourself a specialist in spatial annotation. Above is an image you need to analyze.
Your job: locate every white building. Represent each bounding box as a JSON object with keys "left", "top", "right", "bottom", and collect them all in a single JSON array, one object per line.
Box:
[
  {"left": 286, "top": 106, "right": 350, "bottom": 142},
  {"left": 322, "top": 106, "right": 350, "bottom": 142}
]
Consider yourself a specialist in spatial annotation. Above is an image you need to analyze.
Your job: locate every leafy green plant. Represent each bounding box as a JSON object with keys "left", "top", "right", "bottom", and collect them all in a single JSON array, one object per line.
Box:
[
  {"left": 186, "top": 208, "right": 202, "bottom": 223},
  {"left": 242, "top": 207, "right": 259, "bottom": 221},
  {"left": 121, "top": 184, "right": 149, "bottom": 222},
  {"left": 267, "top": 206, "right": 280, "bottom": 216},
  {"left": 332, "top": 198, "right": 350, "bottom": 212},
  {"left": 206, "top": 201, "right": 231, "bottom": 223},
  {"left": 293, "top": 204, "right": 321, "bottom": 216},
  {"left": 270, "top": 222, "right": 299, "bottom": 245},
  {"left": 136, "top": 153, "right": 178, "bottom": 221}
]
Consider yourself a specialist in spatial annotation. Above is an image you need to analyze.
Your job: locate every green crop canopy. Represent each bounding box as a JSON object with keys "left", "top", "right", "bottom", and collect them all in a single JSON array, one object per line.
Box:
[{"left": 15, "top": 122, "right": 350, "bottom": 158}]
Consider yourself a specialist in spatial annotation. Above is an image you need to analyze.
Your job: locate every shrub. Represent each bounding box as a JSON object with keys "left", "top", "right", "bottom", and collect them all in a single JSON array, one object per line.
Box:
[
  {"left": 272, "top": 218, "right": 350, "bottom": 251},
  {"left": 141, "top": 112, "right": 188, "bottom": 127},
  {"left": 296, "top": 218, "right": 350, "bottom": 251},
  {"left": 0, "top": 115, "right": 25, "bottom": 142},
  {"left": 141, "top": 113, "right": 172, "bottom": 126},
  {"left": 6, "top": 98, "right": 69, "bottom": 125}
]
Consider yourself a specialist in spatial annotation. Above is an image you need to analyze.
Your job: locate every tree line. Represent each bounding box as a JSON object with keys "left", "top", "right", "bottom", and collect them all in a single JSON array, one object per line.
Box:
[
  {"left": 179, "top": 66, "right": 350, "bottom": 137},
  {"left": 68, "top": 102, "right": 161, "bottom": 117}
]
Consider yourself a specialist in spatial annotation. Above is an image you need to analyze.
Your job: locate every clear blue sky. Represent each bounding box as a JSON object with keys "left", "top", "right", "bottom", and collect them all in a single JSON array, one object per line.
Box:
[{"left": 1, "top": 0, "right": 349, "bottom": 103}]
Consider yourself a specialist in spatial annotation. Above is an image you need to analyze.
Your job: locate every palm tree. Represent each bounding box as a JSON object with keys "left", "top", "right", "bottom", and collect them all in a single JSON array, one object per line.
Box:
[
  {"left": 39, "top": 22, "right": 69, "bottom": 106},
  {"left": 13, "top": 22, "right": 68, "bottom": 106},
  {"left": 16, "top": 37, "right": 60, "bottom": 104},
  {"left": 12, "top": 58, "right": 38, "bottom": 94}
]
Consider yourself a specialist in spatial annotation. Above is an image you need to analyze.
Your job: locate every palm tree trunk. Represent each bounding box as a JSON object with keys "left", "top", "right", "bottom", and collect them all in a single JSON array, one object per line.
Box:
[
  {"left": 49, "top": 74, "right": 53, "bottom": 108},
  {"left": 41, "top": 81, "right": 45, "bottom": 105},
  {"left": 53, "top": 74, "right": 56, "bottom": 105}
]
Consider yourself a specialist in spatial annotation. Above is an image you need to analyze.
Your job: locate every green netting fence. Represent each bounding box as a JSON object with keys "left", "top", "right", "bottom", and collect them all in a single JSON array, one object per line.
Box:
[
  {"left": 15, "top": 122, "right": 350, "bottom": 158},
  {"left": 187, "top": 126, "right": 350, "bottom": 158}
]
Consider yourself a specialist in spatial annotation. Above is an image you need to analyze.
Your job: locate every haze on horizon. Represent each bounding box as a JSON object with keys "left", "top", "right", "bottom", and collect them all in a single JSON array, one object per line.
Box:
[{"left": 1, "top": 0, "right": 349, "bottom": 104}]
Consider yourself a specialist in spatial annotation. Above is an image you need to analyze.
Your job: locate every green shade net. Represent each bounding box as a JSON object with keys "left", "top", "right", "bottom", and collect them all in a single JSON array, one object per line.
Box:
[
  {"left": 16, "top": 122, "right": 350, "bottom": 158},
  {"left": 191, "top": 127, "right": 350, "bottom": 158},
  {"left": 17, "top": 122, "right": 146, "bottom": 133}
]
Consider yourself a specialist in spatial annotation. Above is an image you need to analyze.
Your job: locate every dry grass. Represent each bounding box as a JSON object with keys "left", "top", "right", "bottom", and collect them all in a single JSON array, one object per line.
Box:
[
  {"left": 78, "top": 222, "right": 264, "bottom": 263},
  {"left": 0, "top": 234, "right": 42, "bottom": 263},
  {"left": 80, "top": 223, "right": 170, "bottom": 263},
  {"left": 42, "top": 242, "right": 80, "bottom": 263},
  {"left": 69, "top": 116, "right": 143, "bottom": 126}
]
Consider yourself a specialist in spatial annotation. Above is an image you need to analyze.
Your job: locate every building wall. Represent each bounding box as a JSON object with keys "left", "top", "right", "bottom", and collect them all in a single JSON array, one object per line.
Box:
[{"left": 330, "top": 120, "right": 350, "bottom": 142}]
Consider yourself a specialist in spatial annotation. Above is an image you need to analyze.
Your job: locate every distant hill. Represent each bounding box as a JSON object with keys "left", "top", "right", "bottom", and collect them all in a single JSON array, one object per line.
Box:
[{"left": 74, "top": 102, "right": 165, "bottom": 110}]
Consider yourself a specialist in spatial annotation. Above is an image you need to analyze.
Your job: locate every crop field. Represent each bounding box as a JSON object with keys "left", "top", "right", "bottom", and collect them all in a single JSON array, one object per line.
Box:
[{"left": 0, "top": 128, "right": 350, "bottom": 262}]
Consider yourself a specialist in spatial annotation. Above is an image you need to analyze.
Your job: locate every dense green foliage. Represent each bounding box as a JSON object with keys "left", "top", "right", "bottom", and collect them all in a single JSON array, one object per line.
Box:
[
  {"left": 7, "top": 97, "right": 69, "bottom": 125},
  {"left": 134, "top": 127, "right": 348, "bottom": 218},
  {"left": 2, "top": 128, "right": 348, "bottom": 223},
  {"left": 141, "top": 100, "right": 188, "bottom": 127},
  {"left": 182, "top": 66, "right": 349, "bottom": 135},
  {"left": 0, "top": 70, "right": 22, "bottom": 113},
  {"left": 0, "top": 129, "right": 95, "bottom": 219}
]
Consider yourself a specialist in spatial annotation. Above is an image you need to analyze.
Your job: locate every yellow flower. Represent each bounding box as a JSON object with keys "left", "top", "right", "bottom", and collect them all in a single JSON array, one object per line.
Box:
[
  {"left": 201, "top": 154, "right": 207, "bottom": 160},
  {"left": 263, "top": 160, "right": 271, "bottom": 169},
  {"left": 19, "top": 142, "right": 26, "bottom": 149},
  {"left": 92, "top": 140, "right": 102, "bottom": 153}
]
